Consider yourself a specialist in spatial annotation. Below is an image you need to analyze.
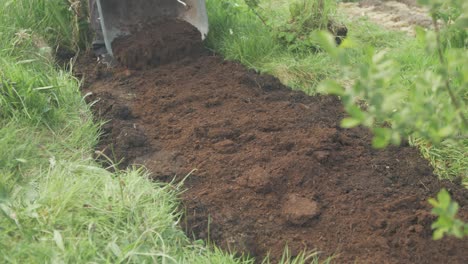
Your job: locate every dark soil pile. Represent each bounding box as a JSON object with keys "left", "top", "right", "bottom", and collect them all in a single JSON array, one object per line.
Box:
[
  {"left": 76, "top": 20, "right": 468, "bottom": 263},
  {"left": 111, "top": 19, "right": 203, "bottom": 70}
]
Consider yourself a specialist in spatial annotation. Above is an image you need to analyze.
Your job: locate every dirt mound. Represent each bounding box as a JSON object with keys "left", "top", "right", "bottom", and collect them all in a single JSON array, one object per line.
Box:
[
  {"left": 112, "top": 19, "right": 204, "bottom": 69},
  {"left": 75, "top": 20, "right": 468, "bottom": 263}
]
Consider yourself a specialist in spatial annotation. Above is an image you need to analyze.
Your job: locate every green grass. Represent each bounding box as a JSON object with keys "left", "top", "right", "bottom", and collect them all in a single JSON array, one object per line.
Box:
[
  {"left": 205, "top": 0, "right": 467, "bottom": 182},
  {"left": 205, "top": 0, "right": 340, "bottom": 93},
  {"left": 0, "top": 0, "right": 330, "bottom": 263},
  {"left": 0, "top": 0, "right": 78, "bottom": 56},
  {"left": 205, "top": 0, "right": 410, "bottom": 92},
  {"left": 411, "top": 137, "right": 468, "bottom": 186},
  {"left": 1, "top": 159, "right": 245, "bottom": 263}
]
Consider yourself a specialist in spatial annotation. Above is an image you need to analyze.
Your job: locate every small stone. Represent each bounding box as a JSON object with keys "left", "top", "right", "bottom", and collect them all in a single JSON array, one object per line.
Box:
[{"left": 282, "top": 194, "right": 320, "bottom": 225}]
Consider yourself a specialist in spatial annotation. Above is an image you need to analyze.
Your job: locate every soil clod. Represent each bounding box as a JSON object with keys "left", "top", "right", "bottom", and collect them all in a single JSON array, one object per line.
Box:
[{"left": 282, "top": 194, "right": 320, "bottom": 225}]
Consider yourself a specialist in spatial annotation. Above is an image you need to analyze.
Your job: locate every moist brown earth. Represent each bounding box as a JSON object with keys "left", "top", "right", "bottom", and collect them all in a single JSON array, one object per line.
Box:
[
  {"left": 112, "top": 19, "right": 204, "bottom": 70},
  {"left": 75, "top": 20, "right": 468, "bottom": 263}
]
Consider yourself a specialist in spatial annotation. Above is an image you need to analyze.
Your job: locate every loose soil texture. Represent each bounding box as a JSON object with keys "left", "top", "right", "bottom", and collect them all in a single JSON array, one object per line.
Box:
[
  {"left": 112, "top": 19, "right": 203, "bottom": 70},
  {"left": 76, "top": 20, "right": 468, "bottom": 263}
]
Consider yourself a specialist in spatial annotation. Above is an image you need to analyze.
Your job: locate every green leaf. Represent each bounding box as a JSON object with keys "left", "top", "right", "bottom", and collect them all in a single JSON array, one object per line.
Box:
[
  {"left": 339, "top": 38, "right": 356, "bottom": 49},
  {"left": 414, "top": 26, "right": 427, "bottom": 43},
  {"left": 54, "top": 230, "right": 65, "bottom": 251},
  {"left": 429, "top": 188, "right": 466, "bottom": 240},
  {"left": 372, "top": 128, "right": 392, "bottom": 148},
  {"left": 428, "top": 197, "right": 439, "bottom": 207},
  {"left": 346, "top": 105, "right": 366, "bottom": 121},
  {"left": 318, "top": 80, "right": 344, "bottom": 95},
  {"left": 285, "top": 33, "right": 295, "bottom": 43},
  {"left": 108, "top": 241, "right": 122, "bottom": 257},
  {"left": 438, "top": 126, "right": 454, "bottom": 138},
  {"left": 437, "top": 189, "right": 451, "bottom": 208},
  {"left": 372, "top": 135, "right": 389, "bottom": 148},
  {"left": 341, "top": 118, "right": 361, "bottom": 128},
  {"left": 433, "top": 228, "right": 445, "bottom": 240},
  {"left": 311, "top": 31, "right": 338, "bottom": 57},
  {"left": 390, "top": 132, "right": 401, "bottom": 146},
  {"left": 447, "top": 202, "right": 459, "bottom": 217}
]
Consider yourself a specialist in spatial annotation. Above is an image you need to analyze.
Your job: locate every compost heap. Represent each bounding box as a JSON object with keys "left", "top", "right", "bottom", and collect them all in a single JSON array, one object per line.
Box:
[{"left": 76, "top": 19, "right": 468, "bottom": 263}]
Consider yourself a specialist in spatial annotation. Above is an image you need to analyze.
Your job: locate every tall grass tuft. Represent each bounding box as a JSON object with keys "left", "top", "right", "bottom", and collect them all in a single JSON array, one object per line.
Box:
[{"left": 205, "top": 0, "right": 281, "bottom": 67}]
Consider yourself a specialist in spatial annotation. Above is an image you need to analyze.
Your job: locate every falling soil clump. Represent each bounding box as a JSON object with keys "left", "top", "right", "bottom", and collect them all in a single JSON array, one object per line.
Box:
[
  {"left": 112, "top": 19, "right": 204, "bottom": 69},
  {"left": 75, "top": 19, "right": 468, "bottom": 263}
]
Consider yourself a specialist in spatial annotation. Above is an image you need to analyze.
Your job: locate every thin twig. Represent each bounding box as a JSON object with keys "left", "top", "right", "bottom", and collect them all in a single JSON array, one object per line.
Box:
[
  {"left": 250, "top": 7, "right": 270, "bottom": 29},
  {"left": 432, "top": 17, "right": 468, "bottom": 127}
]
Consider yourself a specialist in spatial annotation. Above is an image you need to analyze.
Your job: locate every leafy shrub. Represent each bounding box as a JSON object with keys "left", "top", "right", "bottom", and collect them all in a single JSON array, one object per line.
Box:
[
  {"left": 318, "top": 1, "right": 467, "bottom": 148},
  {"left": 318, "top": 0, "right": 467, "bottom": 239},
  {"left": 429, "top": 189, "right": 468, "bottom": 239},
  {"left": 276, "top": 0, "right": 337, "bottom": 51},
  {"left": 244, "top": 0, "right": 344, "bottom": 52}
]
